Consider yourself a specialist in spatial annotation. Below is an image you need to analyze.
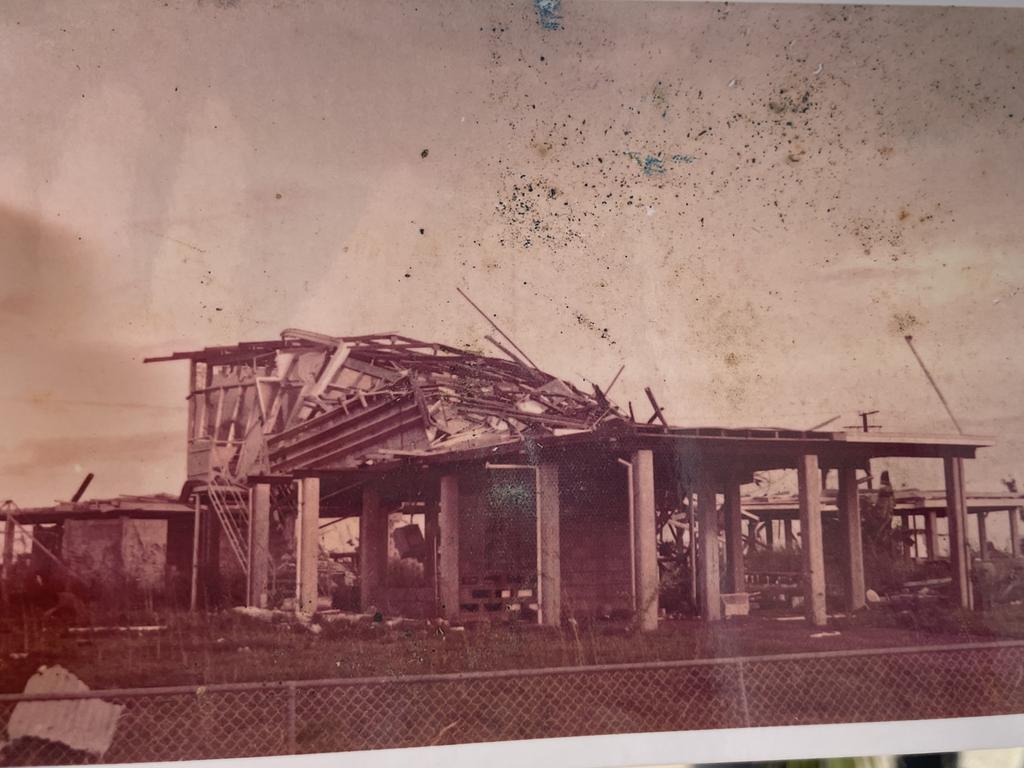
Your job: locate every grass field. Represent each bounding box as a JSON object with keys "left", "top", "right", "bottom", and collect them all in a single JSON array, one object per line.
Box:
[{"left": 2, "top": 602, "right": 1024, "bottom": 693}]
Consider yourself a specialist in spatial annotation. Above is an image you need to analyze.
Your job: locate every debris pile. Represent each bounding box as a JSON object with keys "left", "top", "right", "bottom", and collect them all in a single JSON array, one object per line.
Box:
[{"left": 148, "top": 328, "right": 626, "bottom": 479}]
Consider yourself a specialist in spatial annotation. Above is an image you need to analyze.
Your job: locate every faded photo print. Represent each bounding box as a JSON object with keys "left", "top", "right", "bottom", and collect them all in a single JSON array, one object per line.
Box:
[{"left": 1, "top": 0, "right": 1023, "bottom": 764}]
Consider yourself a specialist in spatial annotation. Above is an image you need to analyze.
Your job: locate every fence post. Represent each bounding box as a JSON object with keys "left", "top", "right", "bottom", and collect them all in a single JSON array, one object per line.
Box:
[
  {"left": 286, "top": 682, "right": 297, "bottom": 753},
  {"left": 735, "top": 658, "right": 751, "bottom": 727}
]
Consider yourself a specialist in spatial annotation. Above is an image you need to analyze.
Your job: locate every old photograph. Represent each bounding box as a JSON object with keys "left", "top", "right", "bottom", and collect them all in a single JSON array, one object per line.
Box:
[{"left": 1, "top": 0, "right": 1023, "bottom": 763}]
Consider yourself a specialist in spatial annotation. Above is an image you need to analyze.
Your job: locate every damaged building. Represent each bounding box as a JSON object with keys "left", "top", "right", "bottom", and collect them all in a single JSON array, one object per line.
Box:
[{"left": 118, "top": 327, "right": 994, "bottom": 628}]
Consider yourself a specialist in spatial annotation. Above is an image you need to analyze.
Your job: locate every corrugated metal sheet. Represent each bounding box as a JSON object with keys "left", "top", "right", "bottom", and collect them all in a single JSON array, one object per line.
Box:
[{"left": 6, "top": 666, "right": 123, "bottom": 757}]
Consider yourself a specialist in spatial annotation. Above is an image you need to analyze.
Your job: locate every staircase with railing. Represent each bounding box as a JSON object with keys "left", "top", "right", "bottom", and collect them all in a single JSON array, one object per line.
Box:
[{"left": 205, "top": 471, "right": 251, "bottom": 581}]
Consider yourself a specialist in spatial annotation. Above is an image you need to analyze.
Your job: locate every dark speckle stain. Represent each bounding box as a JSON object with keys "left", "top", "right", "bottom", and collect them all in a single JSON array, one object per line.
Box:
[
  {"left": 420, "top": 148, "right": 429, "bottom": 159},
  {"left": 891, "top": 312, "right": 920, "bottom": 335}
]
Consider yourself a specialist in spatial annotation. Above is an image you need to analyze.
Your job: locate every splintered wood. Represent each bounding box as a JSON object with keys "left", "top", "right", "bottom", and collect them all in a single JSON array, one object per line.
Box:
[{"left": 147, "top": 329, "right": 625, "bottom": 480}]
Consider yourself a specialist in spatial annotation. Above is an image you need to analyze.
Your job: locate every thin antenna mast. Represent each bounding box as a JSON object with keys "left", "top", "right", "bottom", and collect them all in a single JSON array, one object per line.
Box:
[{"left": 903, "top": 335, "right": 964, "bottom": 435}]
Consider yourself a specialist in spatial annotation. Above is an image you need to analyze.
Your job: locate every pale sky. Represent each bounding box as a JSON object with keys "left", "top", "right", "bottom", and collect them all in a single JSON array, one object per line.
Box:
[{"left": 1, "top": 0, "right": 1022, "bottom": 506}]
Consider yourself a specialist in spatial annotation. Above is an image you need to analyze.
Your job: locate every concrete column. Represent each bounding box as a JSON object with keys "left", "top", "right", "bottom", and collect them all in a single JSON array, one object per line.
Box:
[
  {"left": 765, "top": 517, "right": 775, "bottom": 551},
  {"left": 632, "top": 450, "right": 658, "bottom": 631},
  {"left": 976, "top": 511, "right": 988, "bottom": 561},
  {"left": 746, "top": 519, "right": 758, "bottom": 554},
  {"left": 797, "top": 454, "right": 827, "bottom": 627},
  {"left": 924, "top": 511, "right": 939, "bottom": 560},
  {"left": 724, "top": 477, "right": 744, "bottom": 594},
  {"left": 248, "top": 483, "right": 271, "bottom": 608},
  {"left": 439, "top": 475, "right": 460, "bottom": 621},
  {"left": 1010, "top": 508, "right": 1021, "bottom": 558},
  {"left": 837, "top": 466, "right": 865, "bottom": 611},
  {"left": 536, "top": 463, "right": 561, "bottom": 627},
  {"left": 359, "top": 484, "right": 388, "bottom": 611},
  {"left": 697, "top": 472, "right": 721, "bottom": 621},
  {"left": 944, "top": 456, "right": 972, "bottom": 610},
  {"left": 298, "top": 476, "right": 320, "bottom": 615},
  {"left": 423, "top": 506, "right": 439, "bottom": 592},
  {"left": 783, "top": 519, "right": 795, "bottom": 549}
]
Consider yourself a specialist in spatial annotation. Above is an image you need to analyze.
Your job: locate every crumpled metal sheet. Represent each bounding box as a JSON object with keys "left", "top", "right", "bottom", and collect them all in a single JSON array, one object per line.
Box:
[{"left": 6, "top": 665, "right": 123, "bottom": 757}]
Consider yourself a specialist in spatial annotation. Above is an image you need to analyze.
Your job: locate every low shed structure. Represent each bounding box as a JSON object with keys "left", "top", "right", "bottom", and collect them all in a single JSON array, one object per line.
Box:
[
  {"left": 144, "top": 329, "right": 993, "bottom": 628},
  {"left": 2, "top": 496, "right": 196, "bottom": 606}
]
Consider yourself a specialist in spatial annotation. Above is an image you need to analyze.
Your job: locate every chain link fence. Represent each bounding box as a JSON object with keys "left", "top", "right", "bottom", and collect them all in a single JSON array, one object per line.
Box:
[{"left": 1, "top": 640, "right": 1023, "bottom": 765}]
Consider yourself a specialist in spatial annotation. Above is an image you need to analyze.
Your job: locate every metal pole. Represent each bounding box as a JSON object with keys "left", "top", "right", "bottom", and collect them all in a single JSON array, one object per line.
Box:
[
  {"left": 2, "top": 507, "right": 13, "bottom": 608},
  {"left": 294, "top": 480, "right": 303, "bottom": 609},
  {"left": 688, "top": 491, "right": 698, "bottom": 609},
  {"left": 246, "top": 487, "right": 253, "bottom": 607},
  {"left": 904, "top": 335, "right": 965, "bottom": 434},
  {"left": 190, "top": 496, "right": 201, "bottom": 611},
  {"left": 456, "top": 287, "right": 540, "bottom": 370}
]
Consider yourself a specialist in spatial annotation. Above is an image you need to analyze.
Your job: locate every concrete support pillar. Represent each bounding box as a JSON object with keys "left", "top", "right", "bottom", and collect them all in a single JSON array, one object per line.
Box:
[
  {"left": 1010, "top": 508, "right": 1021, "bottom": 558},
  {"left": 439, "top": 475, "right": 460, "bottom": 621},
  {"left": 783, "top": 519, "right": 795, "bottom": 549},
  {"left": 697, "top": 473, "right": 721, "bottom": 621},
  {"left": 724, "top": 477, "right": 744, "bottom": 594},
  {"left": 746, "top": 519, "right": 758, "bottom": 554},
  {"left": 944, "top": 456, "right": 972, "bottom": 610},
  {"left": 924, "top": 511, "right": 939, "bottom": 560},
  {"left": 765, "top": 517, "right": 775, "bottom": 551},
  {"left": 423, "top": 506, "right": 439, "bottom": 594},
  {"left": 976, "top": 511, "right": 988, "bottom": 561},
  {"left": 536, "top": 463, "right": 561, "bottom": 627},
  {"left": 632, "top": 450, "right": 658, "bottom": 631},
  {"left": 248, "top": 483, "right": 271, "bottom": 608},
  {"left": 797, "top": 454, "right": 827, "bottom": 627},
  {"left": 297, "top": 477, "right": 320, "bottom": 615},
  {"left": 359, "top": 484, "right": 387, "bottom": 611},
  {"left": 837, "top": 466, "right": 865, "bottom": 612}
]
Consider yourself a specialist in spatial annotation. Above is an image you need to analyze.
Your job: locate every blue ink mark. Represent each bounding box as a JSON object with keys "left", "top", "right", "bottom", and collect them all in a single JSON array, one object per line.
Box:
[
  {"left": 625, "top": 151, "right": 698, "bottom": 175},
  {"left": 535, "top": 0, "right": 562, "bottom": 30},
  {"left": 624, "top": 151, "right": 666, "bottom": 175},
  {"left": 642, "top": 155, "right": 666, "bottom": 175}
]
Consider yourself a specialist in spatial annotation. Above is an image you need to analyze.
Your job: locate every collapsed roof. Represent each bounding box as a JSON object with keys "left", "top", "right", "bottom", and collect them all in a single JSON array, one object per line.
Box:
[{"left": 147, "top": 329, "right": 627, "bottom": 481}]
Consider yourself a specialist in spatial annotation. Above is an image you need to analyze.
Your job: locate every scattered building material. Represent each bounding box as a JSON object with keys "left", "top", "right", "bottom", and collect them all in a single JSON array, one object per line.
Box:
[
  {"left": 720, "top": 592, "right": 750, "bottom": 618},
  {"left": 5, "top": 666, "right": 123, "bottom": 758},
  {"left": 147, "top": 329, "right": 620, "bottom": 479},
  {"left": 70, "top": 474, "right": 94, "bottom": 503},
  {"left": 67, "top": 626, "right": 166, "bottom": 635},
  {"left": 643, "top": 387, "right": 668, "bottom": 427}
]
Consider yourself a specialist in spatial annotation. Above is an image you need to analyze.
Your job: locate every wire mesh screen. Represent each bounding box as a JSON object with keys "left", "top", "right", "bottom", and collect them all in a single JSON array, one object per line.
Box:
[{"left": 1, "top": 641, "right": 1023, "bottom": 765}]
